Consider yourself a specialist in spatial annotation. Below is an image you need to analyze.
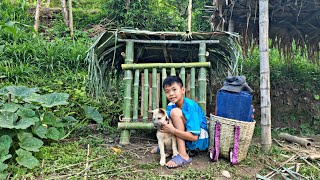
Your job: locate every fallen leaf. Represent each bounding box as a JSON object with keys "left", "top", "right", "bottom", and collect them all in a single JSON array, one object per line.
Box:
[{"left": 111, "top": 146, "right": 122, "bottom": 155}]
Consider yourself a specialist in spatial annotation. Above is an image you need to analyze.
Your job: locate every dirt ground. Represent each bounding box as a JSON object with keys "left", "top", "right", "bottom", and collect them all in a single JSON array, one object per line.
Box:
[{"left": 119, "top": 132, "right": 263, "bottom": 179}]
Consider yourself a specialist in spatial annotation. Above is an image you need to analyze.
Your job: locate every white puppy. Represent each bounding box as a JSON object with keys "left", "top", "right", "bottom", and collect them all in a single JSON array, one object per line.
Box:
[{"left": 151, "top": 108, "right": 179, "bottom": 166}]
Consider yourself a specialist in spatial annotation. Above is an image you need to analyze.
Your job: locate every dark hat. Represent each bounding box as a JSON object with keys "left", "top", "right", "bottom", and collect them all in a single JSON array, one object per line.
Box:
[{"left": 220, "top": 76, "right": 253, "bottom": 93}]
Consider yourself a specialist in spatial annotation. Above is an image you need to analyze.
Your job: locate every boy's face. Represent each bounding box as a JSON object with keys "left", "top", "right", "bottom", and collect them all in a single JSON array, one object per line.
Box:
[{"left": 164, "top": 82, "right": 185, "bottom": 104}]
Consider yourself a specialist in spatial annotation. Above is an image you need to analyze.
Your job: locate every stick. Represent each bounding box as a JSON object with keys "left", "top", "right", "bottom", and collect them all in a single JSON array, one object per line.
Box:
[
  {"left": 34, "top": 0, "right": 41, "bottom": 32},
  {"left": 265, "top": 155, "right": 296, "bottom": 178},
  {"left": 87, "top": 164, "right": 136, "bottom": 176},
  {"left": 84, "top": 144, "right": 90, "bottom": 180},
  {"left": 300, "top": 157, "right": 320, "bottom": 171},
  {"left": 53, "top": 155, "right": 109, "bottom": 171}
]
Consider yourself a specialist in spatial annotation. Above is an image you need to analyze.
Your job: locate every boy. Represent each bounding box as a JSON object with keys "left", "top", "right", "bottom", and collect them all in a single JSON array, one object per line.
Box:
[{"left": 154, "top": 76, "right": 209, "bottom": 168}]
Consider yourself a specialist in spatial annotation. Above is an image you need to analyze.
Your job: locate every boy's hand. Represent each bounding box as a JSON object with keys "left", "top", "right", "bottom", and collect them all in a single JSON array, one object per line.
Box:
[{"left": 161, "top": 123, "right": 176, "bottom": 135}]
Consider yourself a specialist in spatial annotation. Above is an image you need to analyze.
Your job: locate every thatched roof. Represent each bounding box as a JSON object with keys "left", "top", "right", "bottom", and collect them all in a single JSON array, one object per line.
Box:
[
  {"left": 203, "top": 0, "right": 320, "bottom": 61},
  {"left": 85, "top": 29, "right": 241, "bottom": 98}
]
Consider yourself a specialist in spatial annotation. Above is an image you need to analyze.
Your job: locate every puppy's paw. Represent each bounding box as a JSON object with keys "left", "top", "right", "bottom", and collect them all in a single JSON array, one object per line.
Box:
[{"left": 160, "top": 160, "right": 166, "bottom": 166}]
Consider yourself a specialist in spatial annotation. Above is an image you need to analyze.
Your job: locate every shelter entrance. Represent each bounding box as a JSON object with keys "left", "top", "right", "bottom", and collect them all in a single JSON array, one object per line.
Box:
[{"left": 118, "top": 41, "right": 214, "bottom": 145}]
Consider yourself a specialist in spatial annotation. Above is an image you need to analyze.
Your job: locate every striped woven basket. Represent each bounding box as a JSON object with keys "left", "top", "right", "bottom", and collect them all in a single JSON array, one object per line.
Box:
[{"left": 209, "top": 114, "right": 256, "bottom": 162}]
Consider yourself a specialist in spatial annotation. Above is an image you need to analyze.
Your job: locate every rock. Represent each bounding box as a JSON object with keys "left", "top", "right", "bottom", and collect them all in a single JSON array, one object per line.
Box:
[{"left": 221, "top": 170, "right": 231, "bottom": 178}]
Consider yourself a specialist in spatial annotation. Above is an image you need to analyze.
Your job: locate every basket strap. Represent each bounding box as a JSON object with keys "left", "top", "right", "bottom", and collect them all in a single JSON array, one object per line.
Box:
[
  {"left": 214, "top": 122, "right": 221, "bottom": 161},
  {"left": 230, "top": 126, "right": 240, "bottom": 165}
]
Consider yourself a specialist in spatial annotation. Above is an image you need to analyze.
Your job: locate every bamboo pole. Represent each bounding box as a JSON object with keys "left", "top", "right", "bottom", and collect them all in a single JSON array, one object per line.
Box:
[
  {"left": 180, "top": 67, "right": 186, "bottom": 87},
  {"left": 278, "top": 133, "right": 313, "bottom": 147},
  {"left": 162, "top": 68, "right": 167, "bottom": 109},
  {"left": 118, "top": 39, "right": 219, "bottom": 44},
  {"left": 148, "top": 73, "right": 152, "bottom": 112},
  {"left": 132, "top": 69, "right": 140, "bottom": 121},
  {"left": 157, "top": 73, "right": 160, "bottom": 108},
  {"left": 198, "top": 43, "right": 207, "bottom": 113},
  {"left": 259, "top": 0, "right": 271, "bottom": 152},
  {"left": 60, "top": 0, "right": 69, "bottom": 26},
  {"left": 143, "top": 69, "right": 149, "bottom": 122},
  {"left": 122, "top": 62, "right": 210, "bottom": 70},
  {"left": 68, "top": 0, "right": 74, "bottom": 37},
  {"left": 170, "top": 68, "right": 176, "bottom": 76},
  {"left": 118, "top": 122, "right": 155, "bottom": 130},
  {"left": 190, "top": 68, "right": 196, "bottom": 100},
  {"left": 152, "top": 68, "right": 157, "bottom": 110},
  {"left": 34, "top": 0, "right": 41, "bottom": 32},
  {"left": 140, "top": 73, "right": 144, "bottom": 116},
  {"left": 120, "top": 42, "right": 134, "bottom": 145}
]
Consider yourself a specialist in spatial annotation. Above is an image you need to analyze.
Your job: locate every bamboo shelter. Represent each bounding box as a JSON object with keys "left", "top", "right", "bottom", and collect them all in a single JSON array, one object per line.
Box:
[{"left": 85, "top": 29, "right": 241, "bottom": 144}]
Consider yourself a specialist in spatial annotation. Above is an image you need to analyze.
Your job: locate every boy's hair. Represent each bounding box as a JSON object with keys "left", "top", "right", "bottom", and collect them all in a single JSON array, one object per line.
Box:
[{"left": 163, "top": 76, "right": 184, "bottom": 89}]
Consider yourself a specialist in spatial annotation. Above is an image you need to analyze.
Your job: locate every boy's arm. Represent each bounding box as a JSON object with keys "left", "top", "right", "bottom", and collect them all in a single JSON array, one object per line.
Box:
[{"left": 161, "top": 123, "right": 198, "bottom": 141}]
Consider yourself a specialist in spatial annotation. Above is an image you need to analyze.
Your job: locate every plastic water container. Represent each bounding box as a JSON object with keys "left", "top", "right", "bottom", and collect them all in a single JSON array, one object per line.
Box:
[{"left": 216, "top": 90, "right": 253, "bottom": 122}]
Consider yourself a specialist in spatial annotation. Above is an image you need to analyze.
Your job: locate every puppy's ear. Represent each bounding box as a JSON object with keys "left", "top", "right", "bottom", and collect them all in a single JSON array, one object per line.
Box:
[{"left": 159, "top": 108, "right": 166, "bottom": 114}]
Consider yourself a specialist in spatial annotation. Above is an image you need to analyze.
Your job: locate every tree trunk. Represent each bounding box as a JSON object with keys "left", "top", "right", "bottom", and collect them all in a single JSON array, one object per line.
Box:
[
  {"left": 60, "top": 0, "right": 69, "bottom": 26},
  {"left": 68, "top": 0, "right": 74, "bottom": 37},
  {"left": 187, "top": 0, "right": 192, "bottom": 33},
  {"left": 259, "top": 0, "right": 271, "bottom": 152},
  {"left": 34, "top": 0, "right": 41, "bottom": 32}
]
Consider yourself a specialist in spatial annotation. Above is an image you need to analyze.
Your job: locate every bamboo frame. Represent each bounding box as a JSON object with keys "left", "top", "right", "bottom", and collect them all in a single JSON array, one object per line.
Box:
[
  {"left": 152, "top": 68, "right": 157, "bottom": 109},
  {"left": 120, "top": 42, "right": 134, "bottom": 145},
  {"left": 198, "top": 43, "right": 207, "bottom": 113},
  {"left": 161, "top": 68, "right": 167, "bottom": 109},
  {"left": 190, "top": 68, "right": 196, "bottom": 100},
  {"left": 118, "top": 122, "right": 155, "bottom": 130},
  {"left": 118, "top": 39, "right": 219, "bottom": 44},
  {"left": 122, "top": 62, "right": 210, "bottom": 70},
  {"left": 143, "top": 69, "right": 149, "bottom": 122},
  {"left": 170, "top": 68, "right": 176, "bottom": 76},
  {"left": 132, "top": 69, "right": 140, "bottom": 121}
]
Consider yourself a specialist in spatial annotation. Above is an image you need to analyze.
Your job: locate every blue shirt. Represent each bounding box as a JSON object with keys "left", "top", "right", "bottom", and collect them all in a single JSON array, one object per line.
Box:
[{"left": 166, "top": 97, "right": 209, "bottom": 151}]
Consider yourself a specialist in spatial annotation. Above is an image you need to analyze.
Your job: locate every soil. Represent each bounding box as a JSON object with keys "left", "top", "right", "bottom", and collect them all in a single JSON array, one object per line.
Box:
[{"left": 120, "top": 132, "right": 264, "bottom": 179}]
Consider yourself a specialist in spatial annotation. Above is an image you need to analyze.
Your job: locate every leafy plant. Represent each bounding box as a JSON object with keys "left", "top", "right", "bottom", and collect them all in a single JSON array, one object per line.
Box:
[{"left": 0, "top": 86, "right": 103, "bottom": 175}]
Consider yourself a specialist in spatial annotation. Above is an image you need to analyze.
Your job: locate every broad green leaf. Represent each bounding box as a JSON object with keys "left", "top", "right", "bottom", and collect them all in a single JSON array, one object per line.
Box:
[
  {"left": 22, "top": 93, "right": 41, "bottom": 103},
  {"left": 63, "top": 116, "right": 77, "bottom": 122},
  {"left": 46, "top": 127, "right": 60, "bottom": 140},
  {"left": 0, "top": 135, "right": 12, "bottom": 158},
  {"left": 24, "top": 103, "right": 40, "bottom": 110},
  {"left": 15, "top": 117, "right": 39, "bottom": 129},
  {"left": 0, "top": 154, "right": 12, "bottom": 163},
  {"left": 58, "top": 127, "right": 65, "bottom": 139},
  {"left": 0, "top": 162, "right": 8, "bottom": 172},
  {"left": 0, "top": 100, "right": 3, "bottom": 106},
  {"left": 0, "top": 103, "right": 21, "bottom": 112},
  {"left": 0, "top": 112, "right": 18, "bottom": 129},
  {"left": 6, "top": 86, "right": 38, "bottom": 97},
  {"left": 38, "top": 93, "right": 69, "bottom": 108},
  {"left": 83, "top": 105, "right": 103, "bottom": 124},
  {"left": 32, "top": 124, "right": 48, "bottom": 139},
  {"left": 0, "top": 112, "right": 38, "bottom": 129},
  {"left": 18, "top": 133, "right": 43, "bottom": 152},
  {"left": 17, "top": 132, "right": 33, "bottom": 142},
  {"left": 17, "top": 107, "right": 35, "bottom": 118},
  {"left": 16, "top": 149, "right": 39, "bottom": 169},
  {"left": 42, "top": 112, "right": 58, "bottom": 126},
  {"left": 42, "top": 112, "right": 64, "bottom": 128},
  {"left": 0, "top": 173, "right": 8, "bottom": 179}
]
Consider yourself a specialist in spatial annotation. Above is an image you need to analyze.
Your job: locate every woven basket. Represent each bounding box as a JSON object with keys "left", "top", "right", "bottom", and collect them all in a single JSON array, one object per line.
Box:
[{"left": 209, "top": 114, "right": 256, "bottom": 162}]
